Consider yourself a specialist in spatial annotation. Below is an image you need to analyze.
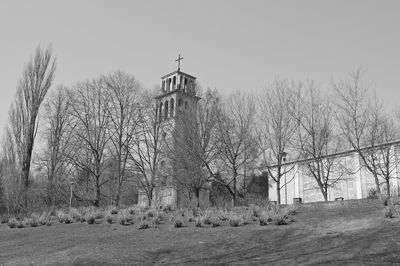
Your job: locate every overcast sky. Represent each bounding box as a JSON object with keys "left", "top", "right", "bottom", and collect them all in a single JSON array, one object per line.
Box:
[{"left": 0, "top": 0, "right": 399, "bottom": 136}]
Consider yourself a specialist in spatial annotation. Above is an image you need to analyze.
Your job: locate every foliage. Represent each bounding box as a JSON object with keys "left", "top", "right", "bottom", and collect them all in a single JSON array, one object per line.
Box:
[
  {"left": 138, "top": 220, "right": 151, "bottom": 229},
  {"left": 118, "top": 209, "right": 132, "bottom": 225},
  {"left": 8, "top": 218, "right": 18, "bottom": 228},
  {"left": 228, "top": 214, "right": 243, "bottom": 227}
]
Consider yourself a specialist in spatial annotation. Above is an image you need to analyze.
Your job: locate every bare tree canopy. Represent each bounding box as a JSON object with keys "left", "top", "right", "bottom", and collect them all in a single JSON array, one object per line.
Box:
[
  {"left": 257, "top": 79, "right": 298, "bottom": 204},
  {"left": 8, "top": 46, "right": 56, "bottom": 210}
]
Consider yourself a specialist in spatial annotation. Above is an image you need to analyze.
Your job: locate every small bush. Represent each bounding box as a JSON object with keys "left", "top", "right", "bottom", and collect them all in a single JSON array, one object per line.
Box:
[
  {"left": 195, "top": 217, "right": 202, "bottom": 228},
  {"left": 118, "top": 209, "right": 132, "bottom": 226},
  {"left": 16, "top": 220, "right": 26, "bottom": 228},
  {"left": 25, "top": 218, "right": 39, "bottom": 227},
  {"left": 249, "top": 204, "right": 262, "bottom": 218},
  {"left": 241, "top": 212, "right": 253, "bottom": 225},
  {"left": 218, "top": 210, "right": 230, "bottom": 221},
  {"left": 151, "top": 216, "right": 161, "bottom": 226},
  {"left": 210, "top": 216, "right": 221, "bottom": 227},
  {"left": 228, "top": 215, "right": 243, "bottom": 227},
  {"left": 105, "top": 215, "right": 113, "bottom": 224},
  {"left": 138, "top": 220, "right": 151, "bottom": 229},
  {"left": 37, "top": 213, "right": 50, "bottom": 226},
  {"left": 85, "top": 212, "right": 96, "bottom": 224},
  {"left": 173, "top": 217, "right": 183, "bottom": 228},
  {"left": 69, "top": 208, "right": 82, "bottom": 222},
  {"left": 259, "top": 210, "right": 271, "bottom": 226},
  {"left": 8, "top": 218, "right": 18, "bottom": 229},
  {"left": 367, "top": 188, "right": 378, "bottom": 199},
  {"left": 201, "top": 212, "right": 212, "bottom": 225},
  {"left": 1, "top": 214, "right": 9, "bottom": 224},
  {"left": 383, "top": 206, "right": 394, "bottom": 218}
]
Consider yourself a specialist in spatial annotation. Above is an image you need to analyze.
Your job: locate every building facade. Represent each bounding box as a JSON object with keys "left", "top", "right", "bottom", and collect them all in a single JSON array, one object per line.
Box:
[{"left": 269, "top": 142, "right": 400, "bottom": 204}]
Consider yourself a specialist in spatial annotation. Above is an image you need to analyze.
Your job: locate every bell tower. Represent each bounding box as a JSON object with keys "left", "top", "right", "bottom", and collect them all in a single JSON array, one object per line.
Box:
[{"left": 153, "top": 55, "right": 201, "bottom": 208}]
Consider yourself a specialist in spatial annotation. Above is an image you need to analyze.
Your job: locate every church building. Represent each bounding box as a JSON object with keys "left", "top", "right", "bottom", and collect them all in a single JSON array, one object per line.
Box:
[{"left": 138, "top": 55, "right": 209, "bottom": 209}]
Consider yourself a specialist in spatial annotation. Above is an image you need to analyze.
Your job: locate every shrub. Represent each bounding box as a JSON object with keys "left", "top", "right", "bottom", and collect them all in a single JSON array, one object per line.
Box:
[
  {"left": 37, "top": 213, "right": 51, "bottom": 226},
  {"left": 69, "top": 208, "right": 83, "bottom": 222},
  {"left": 16, "top": 220, "right": 26, "bottom": 228},
  {"left": 249, "top": 204, "right": 262, "bottom": 218},
  {"left": 105, "top": 215, "right": 113, "bottom": 224},
  {"left": 173, "top": 217, "right": 183, "bottom": 228},
  {"left": 8, "top": 218, "right": 18, "bottom": 229},
  {"left": 271, "top": 207, "right": 293, "bottom": 225},
  {"left": 151, "top": 216, "right": 161, "bottom": 226},
  {"left": 1, "top": 214, "right": 9, "bottom": 224},
  {"left": 138, "top": 220, "right": 151, "bottom": 230},
  {"left": 85, "top": 212, "right": 96, "bottom": 224},
  {"left": 228, "top": 215, "right": 243, "bottom": 227},
  {"left": 118, "top": 209, "right": 132, "bottom": 226},
  {"left": 210, "top": 216, "right": 221, "bottom": 227},
  {"left": 241, "top": 212, "right": 253, "bottom": 225},
  {"left": 25, "top": 218, "right": 39, "bottom": 227},
  {"left": 218, "top": 210, "right": 230, "bottom": 221},
  {"left": 259, "top": 210, "right": 272, "bottom": 226},
  {"left": 201, "top": 212, "right": 212, "bottom": 225},
  {"left": 383, "top": 206, "right": 394, "bottom": 218},
  {"left": 195, "top": 217, "right": 202, "bottom": 228},
  {"left": 367, "top": 188, "right": 378, "bottom": 199}
]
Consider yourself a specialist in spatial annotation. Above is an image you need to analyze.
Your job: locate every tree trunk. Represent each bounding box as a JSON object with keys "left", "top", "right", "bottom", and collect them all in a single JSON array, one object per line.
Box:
[
  {"left": 276, "top": 179, "right": 281, "bottom": 204},
  {"left": 386, "top": 179, "right": 391, "bottom": 198},
  {"left": 373, "top": 173, "right": 381, "bottom": 196}
]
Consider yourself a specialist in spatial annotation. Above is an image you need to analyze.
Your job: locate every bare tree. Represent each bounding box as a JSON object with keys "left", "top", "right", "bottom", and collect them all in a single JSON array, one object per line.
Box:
[
  {"left": 41, "top": 86, "right": 73, "bottom": 206},
  {"left": 215, "top": 92, "right": 259, "bottom": 206},
  {"left": 8, "top": 46, "right": 56, "bottom": 209},
  {"left": 128, "top": 89, "right": 163, "bottom": 206},
  {"left": 103, "top": 71, "right": 142, "bottom": 207},
  {"left": 257, "top": 80, "right": 298, "bottom": 204},
  {"left": 333, "top": 69, "right": 398, "bottom": 198},
  {"left": 292, "top": 83, "right": 348, "bottom": 201},
  {"left": 67, "top": 78, "right": 110, "bottom": 207}
]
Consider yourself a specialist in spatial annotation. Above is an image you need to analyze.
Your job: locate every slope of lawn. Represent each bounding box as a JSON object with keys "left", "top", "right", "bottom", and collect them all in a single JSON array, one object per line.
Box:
[{"left": 1, "top": 199, "right": 399, "bottom": 265}]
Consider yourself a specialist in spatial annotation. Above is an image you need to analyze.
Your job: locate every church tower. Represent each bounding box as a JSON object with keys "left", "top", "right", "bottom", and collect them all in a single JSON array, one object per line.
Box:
[{"left": 153, "top": 55, "right": 202, "bottom": 208}]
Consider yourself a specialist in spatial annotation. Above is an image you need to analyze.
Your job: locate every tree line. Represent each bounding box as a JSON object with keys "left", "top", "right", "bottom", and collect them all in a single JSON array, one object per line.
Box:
[{"left": 0, "top": 46, "right": 398, "bottom": 214}]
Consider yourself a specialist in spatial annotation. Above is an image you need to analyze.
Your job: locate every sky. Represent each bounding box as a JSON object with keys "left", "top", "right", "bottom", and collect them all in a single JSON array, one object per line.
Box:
[{"left": 0, "top": 0, "right": 399, "bottom": 136}]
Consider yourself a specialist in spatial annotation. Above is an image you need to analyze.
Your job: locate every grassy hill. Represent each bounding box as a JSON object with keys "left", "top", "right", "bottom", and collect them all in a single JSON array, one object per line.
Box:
[{"left": 1, "top": 199, "right": 399, "bottom": 265}]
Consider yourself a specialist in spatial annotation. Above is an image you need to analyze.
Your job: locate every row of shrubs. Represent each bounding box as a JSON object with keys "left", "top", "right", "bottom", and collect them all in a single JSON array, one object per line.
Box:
[
  {"left": 4, "top": 203, "right": 296, "bottom": 230},
  {"left": 167, "top": 203, "right": 296, "bottom": 228}
]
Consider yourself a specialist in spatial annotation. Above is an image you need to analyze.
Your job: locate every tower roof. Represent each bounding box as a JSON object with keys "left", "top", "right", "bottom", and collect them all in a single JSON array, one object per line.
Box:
[{"left": 161, "top": 69, "right": 196, "bottom": 80}]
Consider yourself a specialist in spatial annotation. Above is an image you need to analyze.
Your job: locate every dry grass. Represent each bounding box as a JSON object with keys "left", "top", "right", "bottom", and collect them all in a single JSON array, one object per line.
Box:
[{"left": 1, "top": 199, "right": 399, "bottom": 265}]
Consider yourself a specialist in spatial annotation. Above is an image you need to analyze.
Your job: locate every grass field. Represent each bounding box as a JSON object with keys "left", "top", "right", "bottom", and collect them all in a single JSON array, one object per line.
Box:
[{"left": 1, "top": 199, "right": 400, "bottom": 265}]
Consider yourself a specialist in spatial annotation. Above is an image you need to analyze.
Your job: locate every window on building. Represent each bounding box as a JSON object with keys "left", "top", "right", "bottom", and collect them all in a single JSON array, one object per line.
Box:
[
  {"left": 164, "top": 100, "right": 169, "bottom": 120},
  {"left": 170, "top": 98, "right": 174, "bottom": 117}
]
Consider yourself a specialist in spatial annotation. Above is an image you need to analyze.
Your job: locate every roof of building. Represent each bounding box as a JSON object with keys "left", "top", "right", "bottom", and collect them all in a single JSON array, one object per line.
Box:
[{"left": 161, "top": 70, "right": 197, "bottom": 80}]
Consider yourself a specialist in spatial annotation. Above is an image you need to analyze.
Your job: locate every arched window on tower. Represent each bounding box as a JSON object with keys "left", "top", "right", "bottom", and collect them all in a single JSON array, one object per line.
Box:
[
  {"left": 159, "top": 102, "right": 163, "bottom": 121},
  {"left": 170, "top": 98, "right": 174, "bottom": 117},
  {"left": 164, "top": 100, "right": 169, "bottom": 120},
  {"left": 162, "top": 80, "right": 165, "bottom": 91},
  {"left": 184, "top": 78, "right": 187, "bottom": 92},
  {"left": 178, "top": 99, "right": 183, "bottom": 113},
  {"left": 173, "top": 76, "right": 176, "bottom": 90},
  {"left": 179, "top": 76, "right": 183, "bottom": 90}
]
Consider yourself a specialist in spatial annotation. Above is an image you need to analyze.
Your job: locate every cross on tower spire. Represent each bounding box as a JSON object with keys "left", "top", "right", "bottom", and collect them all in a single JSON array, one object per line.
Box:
[{"left": 175, "top": 54, "right": 183, "bottom": 71}]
